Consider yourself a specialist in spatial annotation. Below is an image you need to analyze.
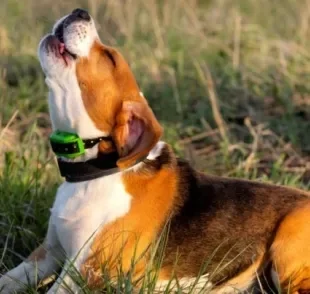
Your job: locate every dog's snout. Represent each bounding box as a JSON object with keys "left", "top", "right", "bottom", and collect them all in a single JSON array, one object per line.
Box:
[{"left": 72, "top": 8, "right": 90, "bottom": 21}]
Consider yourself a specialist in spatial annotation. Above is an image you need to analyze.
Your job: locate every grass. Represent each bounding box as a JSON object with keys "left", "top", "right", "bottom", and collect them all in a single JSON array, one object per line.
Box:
[{"left": 0, "top": 0, "right": 309, "bottom": 292}]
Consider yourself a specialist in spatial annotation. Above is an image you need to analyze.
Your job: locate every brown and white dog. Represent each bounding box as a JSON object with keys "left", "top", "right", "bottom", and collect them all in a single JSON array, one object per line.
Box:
[{"left": 1, "top": 8, "right": 310, "bottom": 294}]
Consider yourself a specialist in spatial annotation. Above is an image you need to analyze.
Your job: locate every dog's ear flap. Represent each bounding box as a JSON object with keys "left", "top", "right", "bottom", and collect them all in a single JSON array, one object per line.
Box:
[{"left": 113, "top": 101, "right": 163, "bottom": 169}]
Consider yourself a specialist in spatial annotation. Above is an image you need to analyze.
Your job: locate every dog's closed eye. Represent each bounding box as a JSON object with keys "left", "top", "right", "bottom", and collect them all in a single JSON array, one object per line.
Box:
[{"left": 103, "top": 49, "right": 116, "bottom": 67}]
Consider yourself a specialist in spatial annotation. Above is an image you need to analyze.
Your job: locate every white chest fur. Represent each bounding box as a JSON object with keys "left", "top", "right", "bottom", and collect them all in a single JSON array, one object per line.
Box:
[{"left": 50, "top": 172, "right": 131, "bottom": 258}]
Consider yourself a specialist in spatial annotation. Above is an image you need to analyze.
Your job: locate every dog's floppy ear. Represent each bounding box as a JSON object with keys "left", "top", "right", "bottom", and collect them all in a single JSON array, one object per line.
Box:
[{"left": 113, "top": 100, "right": 163, "bottom": 169}]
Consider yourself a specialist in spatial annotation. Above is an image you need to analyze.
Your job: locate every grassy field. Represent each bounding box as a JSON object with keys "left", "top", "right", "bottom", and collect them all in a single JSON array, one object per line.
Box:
[{"left": 0, "top": 0, "right": 309, "bottom": 292}]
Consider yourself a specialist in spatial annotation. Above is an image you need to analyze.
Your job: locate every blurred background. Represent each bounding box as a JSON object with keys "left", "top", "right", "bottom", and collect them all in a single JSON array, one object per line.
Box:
[{"left": 0, "top": 0, "right": 309, "bottom": 269}]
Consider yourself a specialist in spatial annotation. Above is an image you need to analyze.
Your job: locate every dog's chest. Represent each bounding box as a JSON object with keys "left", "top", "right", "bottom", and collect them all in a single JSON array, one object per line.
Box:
[{"left": 50, "top": 173, "right": 132, "bottom": 256}]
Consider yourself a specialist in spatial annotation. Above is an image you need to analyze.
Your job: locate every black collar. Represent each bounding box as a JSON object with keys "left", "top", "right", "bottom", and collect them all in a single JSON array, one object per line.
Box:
[
  {"left": 50, "top": 134, "right": 121, "bottom": 182},
  {"left": 57, "top": 152, "right": 120, "bottom": 183}
]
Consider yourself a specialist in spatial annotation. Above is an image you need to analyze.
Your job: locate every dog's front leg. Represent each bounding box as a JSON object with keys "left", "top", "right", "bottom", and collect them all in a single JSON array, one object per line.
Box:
[
  {"left": 46, "top": 259, "right": 83, "bottom": 294},
  {"left": 0, "top": 219, "right": 64, "bottom": 293}
]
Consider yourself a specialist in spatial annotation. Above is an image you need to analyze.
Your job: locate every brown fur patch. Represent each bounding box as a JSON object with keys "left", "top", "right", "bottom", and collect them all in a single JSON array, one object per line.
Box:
[
  {"left": 271, "top": 200, "right": 310, "bottom": 293},
  {"left": 75, "top": 41, "right": 139, "bottom": 134}
]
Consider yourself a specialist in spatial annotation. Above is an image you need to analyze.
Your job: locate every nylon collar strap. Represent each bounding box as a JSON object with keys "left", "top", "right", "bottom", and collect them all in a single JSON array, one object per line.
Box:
[
  {"left": 50, "top": 131, "right": 120, "bottom": 182},
  {"left": 57, "top": 153, "right": 120, "bottom": 183}
]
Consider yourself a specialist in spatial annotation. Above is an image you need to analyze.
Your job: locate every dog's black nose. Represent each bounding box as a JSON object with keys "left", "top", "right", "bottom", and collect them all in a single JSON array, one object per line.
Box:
[{"left": 72, "top": 8, "right": 90, "bottom": 21}]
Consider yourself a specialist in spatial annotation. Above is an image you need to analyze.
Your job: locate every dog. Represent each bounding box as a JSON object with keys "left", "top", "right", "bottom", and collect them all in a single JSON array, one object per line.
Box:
[{"left": 0, "top": 8, "right": 309, "bottom": 294}]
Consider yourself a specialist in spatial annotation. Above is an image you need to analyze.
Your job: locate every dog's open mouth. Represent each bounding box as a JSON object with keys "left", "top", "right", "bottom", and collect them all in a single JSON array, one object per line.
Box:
[{"left": 53, "top": 22, "right": 77, "bottom": 64}]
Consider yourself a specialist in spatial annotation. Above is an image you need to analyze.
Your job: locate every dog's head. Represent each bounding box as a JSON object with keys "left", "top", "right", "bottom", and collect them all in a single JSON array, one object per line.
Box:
[{"left": 38, "top": 9, "right": 162, "bottom": 168}]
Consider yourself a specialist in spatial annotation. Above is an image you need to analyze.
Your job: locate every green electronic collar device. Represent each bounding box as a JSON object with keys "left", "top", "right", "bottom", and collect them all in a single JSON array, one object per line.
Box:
[
  {"left": 49, "top": 131, "right": 120, "bottom": 182},
  {"left": 49, "top": 130, "right": 112, "bottom": 159},
  {"left": 49, "top": 130, "right": 148, "bottom": 182}
]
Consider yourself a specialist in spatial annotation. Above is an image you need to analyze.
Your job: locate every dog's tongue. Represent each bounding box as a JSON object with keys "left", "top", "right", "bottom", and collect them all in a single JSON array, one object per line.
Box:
[
  {"left": 46, "top": 36, "right": 72, "bottom": 66},
  {"left": 58, "top": 42, "right": 71, "bottom": 65},
  {"left": 59, "top": 42, "right": 65, "bottom": 54},
  {"left": 57, "top": 41, "right": 71, "bottom": 65}
]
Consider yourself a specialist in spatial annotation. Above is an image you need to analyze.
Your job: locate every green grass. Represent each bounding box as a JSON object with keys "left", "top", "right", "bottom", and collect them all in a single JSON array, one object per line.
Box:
[{"left": 0, "top": 0, "right": 309, "bottom": 292}]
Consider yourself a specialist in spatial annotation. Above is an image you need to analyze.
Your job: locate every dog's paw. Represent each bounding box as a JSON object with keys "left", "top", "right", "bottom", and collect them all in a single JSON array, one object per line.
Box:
[{"left": 0, "top": 275, "right": 22, "bottom": 293}]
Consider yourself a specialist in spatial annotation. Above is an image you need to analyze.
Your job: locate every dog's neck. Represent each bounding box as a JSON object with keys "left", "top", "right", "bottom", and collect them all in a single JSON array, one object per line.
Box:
[{"left": 46, "top": 65, "right": 109, "bottom": 162}]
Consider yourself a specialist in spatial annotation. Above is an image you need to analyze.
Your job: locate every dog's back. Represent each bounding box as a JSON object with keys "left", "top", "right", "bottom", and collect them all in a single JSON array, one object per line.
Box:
[{"left": 164, "top": 158, "right": 309, "bottom": 288}]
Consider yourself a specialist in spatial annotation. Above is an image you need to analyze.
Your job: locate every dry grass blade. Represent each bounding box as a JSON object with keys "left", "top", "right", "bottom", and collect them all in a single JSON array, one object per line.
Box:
[
  {"left": 0, "top": 110, "right": 19, "bottom": 142},
  {"left": 194, "top": 61, "right": 229, "bottom": 145}
]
